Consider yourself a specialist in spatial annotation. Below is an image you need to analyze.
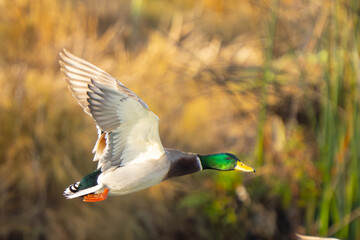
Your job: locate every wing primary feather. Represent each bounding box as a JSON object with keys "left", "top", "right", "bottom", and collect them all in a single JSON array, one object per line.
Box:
[
  {"left": 62, "top": 50, "right": 115, "bottom": 80},
  {"left": 87, "top": 92, "right": 105, "bottom": 102},
  {"left": 60, "top": 53, "right": 115, "bottom": 87}
]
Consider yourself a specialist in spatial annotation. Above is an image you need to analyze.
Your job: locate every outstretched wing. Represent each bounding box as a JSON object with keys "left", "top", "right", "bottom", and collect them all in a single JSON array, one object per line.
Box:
[
  {"left": 59, "top": 49, "right": 148, "bottom": 115},
  {"left": 59, "top": 50, "right": 164, "bottom": 171}
]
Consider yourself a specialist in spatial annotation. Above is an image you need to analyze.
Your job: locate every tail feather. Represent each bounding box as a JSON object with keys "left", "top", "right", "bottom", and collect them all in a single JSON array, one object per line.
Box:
[
  {"left": 63, "top": 181, "right": 80, "bottom": 197},
  {"left": 64, "top": 184, "right": 103, "bottom": 199},
  {"left": 64, "top": 168, "right": 103, "bottom": 199}
]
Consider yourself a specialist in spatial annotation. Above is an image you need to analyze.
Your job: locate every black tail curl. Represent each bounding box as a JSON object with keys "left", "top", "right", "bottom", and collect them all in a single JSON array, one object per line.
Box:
[{"left": 69, "top": 182, "right": 80, "bottom": 193}]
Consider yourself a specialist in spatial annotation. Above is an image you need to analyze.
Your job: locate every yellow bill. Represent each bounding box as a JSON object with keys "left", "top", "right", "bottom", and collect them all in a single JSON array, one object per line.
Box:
[{"left": 235, "top": 161, "right": 256, "bottom": 172}]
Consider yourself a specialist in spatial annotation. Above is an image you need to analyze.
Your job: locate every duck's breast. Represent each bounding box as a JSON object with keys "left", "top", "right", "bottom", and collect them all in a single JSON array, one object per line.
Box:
[{"left": 100, "top": 159, "right": 170, "bottom": 195}]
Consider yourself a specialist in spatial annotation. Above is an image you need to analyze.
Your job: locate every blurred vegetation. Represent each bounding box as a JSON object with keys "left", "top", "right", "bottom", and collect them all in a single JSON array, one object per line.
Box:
[{"left": 0, "top": 0, "right": 359, "bottom": 239}]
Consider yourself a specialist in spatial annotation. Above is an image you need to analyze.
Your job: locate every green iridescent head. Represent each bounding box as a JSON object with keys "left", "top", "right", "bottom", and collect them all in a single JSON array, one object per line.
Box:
[{"left": 198, "top": 153, "right": 255, "bottom": 172}]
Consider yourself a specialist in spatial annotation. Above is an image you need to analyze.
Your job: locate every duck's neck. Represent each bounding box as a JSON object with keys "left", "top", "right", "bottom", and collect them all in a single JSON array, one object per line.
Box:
[
  {"left": 198, "top": 154, "right": 222, "bottom": 170},
  {"left": 163, "top": 151, "right": 202, "bottom": 180}
]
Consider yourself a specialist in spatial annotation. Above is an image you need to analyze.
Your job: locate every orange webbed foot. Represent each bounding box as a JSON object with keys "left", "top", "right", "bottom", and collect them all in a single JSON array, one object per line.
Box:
[{"left": 83, "top": 188, "right": 109, "bottom": 202}]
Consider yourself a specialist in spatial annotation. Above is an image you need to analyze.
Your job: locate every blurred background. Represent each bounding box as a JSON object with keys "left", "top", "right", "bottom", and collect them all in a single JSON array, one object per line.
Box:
[{"left": 0, "top": 0, "right": 359, "bottom": 239}]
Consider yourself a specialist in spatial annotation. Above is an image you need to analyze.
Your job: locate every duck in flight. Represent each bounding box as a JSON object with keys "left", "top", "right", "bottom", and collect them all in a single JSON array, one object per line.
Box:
[{"left": 59, "top": 49, "right": 255, "bottom": 202}]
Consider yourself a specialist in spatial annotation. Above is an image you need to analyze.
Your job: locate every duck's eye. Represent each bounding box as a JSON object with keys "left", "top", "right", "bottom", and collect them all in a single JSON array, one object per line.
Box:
[{"left": 226, "top": 157, "right": 231, "bottom": 160}]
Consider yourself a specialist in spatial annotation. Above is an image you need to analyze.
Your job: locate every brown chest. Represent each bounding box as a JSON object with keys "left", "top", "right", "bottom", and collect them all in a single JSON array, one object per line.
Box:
[{"left": 163, "top": 156, "right": 202, "bottom": 180}]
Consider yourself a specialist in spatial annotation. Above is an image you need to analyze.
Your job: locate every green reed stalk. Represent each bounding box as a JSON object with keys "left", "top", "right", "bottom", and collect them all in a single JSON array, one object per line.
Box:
[
  {"left": 317, "top": 1, "right": 359, "bottom": 238},
  {"left": 256, "top": 0, "right": 279, "bottom": 166}
]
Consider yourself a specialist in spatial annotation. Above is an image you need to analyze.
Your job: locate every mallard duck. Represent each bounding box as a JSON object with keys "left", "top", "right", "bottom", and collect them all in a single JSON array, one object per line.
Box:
[{"left": 59, "top": 49, "right": 255, "bottom": 202}]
